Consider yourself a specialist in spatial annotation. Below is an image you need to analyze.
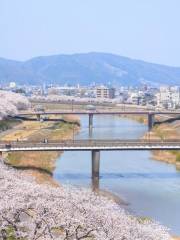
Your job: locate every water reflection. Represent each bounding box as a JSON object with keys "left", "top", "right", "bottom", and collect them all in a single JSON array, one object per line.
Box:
[
  {"left": 55, "top": 172, "right": 180, "bottom": 180},
  {"left": 89, "top": 127, "right": 93, "bottom": 138}
]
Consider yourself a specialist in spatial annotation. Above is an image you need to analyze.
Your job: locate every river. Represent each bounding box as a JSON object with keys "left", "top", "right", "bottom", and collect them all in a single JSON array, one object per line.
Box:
[{"left": 53, "top": 115, "right": 180, "bottom": 235}]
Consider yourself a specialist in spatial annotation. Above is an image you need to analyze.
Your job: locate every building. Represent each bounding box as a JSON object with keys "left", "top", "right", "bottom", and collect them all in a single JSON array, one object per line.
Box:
[
  {"left": 9, "top": 82, "right": 16, "bottom": 88},
  {"left": 96, "top": 86, "right": 115, "bottom": 99},
  {"left": 156, "top": 86, "right": 180, "bottom": 109}
]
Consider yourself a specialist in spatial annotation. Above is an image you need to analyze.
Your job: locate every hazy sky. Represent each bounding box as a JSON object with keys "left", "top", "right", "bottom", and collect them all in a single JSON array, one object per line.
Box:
[{"left": 0, "top": 0, "right": 180, "bottom": 66}]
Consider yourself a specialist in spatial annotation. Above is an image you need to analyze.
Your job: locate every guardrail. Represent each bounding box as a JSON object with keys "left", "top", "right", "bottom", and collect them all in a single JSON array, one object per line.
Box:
[
  {"left": 0, "top": 139, "right": 180, "bottom": 151},
  {"left": 13, "top": 110, "right": 180, "bottom": 116}
]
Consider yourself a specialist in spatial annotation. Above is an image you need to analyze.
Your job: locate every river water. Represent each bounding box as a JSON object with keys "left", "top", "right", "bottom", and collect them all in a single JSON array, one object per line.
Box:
[{"left": 53, "top": 115, "right": 180, "bottom": 235}]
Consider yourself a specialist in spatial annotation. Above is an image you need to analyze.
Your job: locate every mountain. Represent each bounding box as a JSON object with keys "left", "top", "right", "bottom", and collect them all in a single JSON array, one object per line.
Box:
[{"left": 0, "top": 53, "right": 180, "bottom": 86}]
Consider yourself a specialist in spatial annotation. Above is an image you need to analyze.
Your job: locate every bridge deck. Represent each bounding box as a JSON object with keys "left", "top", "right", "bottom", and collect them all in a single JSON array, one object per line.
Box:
[
  {"left": 1, "top": 139, "right": 180, "bottom": 151},
  {"left": 14, "top": 110, "right": 180, "bottom": 116}
]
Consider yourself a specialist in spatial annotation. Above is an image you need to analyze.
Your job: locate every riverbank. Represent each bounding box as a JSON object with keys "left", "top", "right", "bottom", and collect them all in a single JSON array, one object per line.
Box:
[
  {"left": 0, "top": 119, "right": 21, "bottom": 134},
  {"left": 0, "top": 160, "right": 171, "bottom": 240},
  {"left": 120, "top": 114, "right": 148, "bottom": 124},
  {"left": 144, "top": 121, "right": 180, "bottom": 170},
  {"left": 120, "top": 114, "right": 180, "bottom": 169},
  {"left": 1, "top": 115, "right": 80, "bottom": 184},
  {"left": 1, "top": 112, "right": 179, "bottom": 238}
]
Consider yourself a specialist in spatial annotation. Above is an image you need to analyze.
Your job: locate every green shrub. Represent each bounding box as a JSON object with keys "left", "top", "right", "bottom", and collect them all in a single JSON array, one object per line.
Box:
[{"left": 0, "top": 119, "right": 21, "bottom": 132}]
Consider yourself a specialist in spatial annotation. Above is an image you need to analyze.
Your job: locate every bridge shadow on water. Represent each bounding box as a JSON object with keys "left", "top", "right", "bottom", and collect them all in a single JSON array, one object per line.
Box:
[{"left": 55, "top": 172, "right": 180, "bottom": 180}]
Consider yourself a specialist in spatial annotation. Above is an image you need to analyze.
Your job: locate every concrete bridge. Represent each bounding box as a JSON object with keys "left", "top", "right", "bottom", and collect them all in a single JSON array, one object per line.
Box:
[
  {"left": 1, "top": 139, "right": 180, "bottom": 151},
  {"left": 1, "top": 139, "right": 180, "bottom": 188},
  {"left": 12, "top": 110, "right": 180, "bottom": 131}
]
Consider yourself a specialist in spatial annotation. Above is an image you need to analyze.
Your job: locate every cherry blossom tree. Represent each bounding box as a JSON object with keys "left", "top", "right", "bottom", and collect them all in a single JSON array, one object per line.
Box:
[
  {"left": 0, "top": 160, "right": 170, "bottom": 240},
  {"left": 31, "top": 94, "right": 118, "bottom": 104},
  {"left": 0, "top": 90, "right": 29, "bottom": 120}
]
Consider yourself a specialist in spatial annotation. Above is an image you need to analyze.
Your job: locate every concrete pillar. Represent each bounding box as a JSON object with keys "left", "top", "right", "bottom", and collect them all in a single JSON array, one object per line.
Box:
[
  {"left": 36, "top": 114, "right": 41, "bottom": 121},
  {"left": 0, "top": 151, "right": 3, "bottom": 162},
  {"left": 92, "top": 150, "right": 100, "bottom": 178},
  {"left": 89, "top": 114, "right": 93, "bottom": 131},
  {"left": 92, "top": 150, "right": 100, "bottom": 190},
  {"left": 89, "top": 128, "right": 93, "bottom": 138},
  {"left": 92, "top": 175, "right": 99, "bottom": 191},
  {"left": 148, "top": 113, "right": 154, "bottom": 131}
]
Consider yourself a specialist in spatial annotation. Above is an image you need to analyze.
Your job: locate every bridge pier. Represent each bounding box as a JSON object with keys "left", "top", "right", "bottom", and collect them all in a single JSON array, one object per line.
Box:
[
  {"left": 148, "top": 113, "right": 155, "bottom": 131},
  {"left": 89, "top": 114, "right": 93, "bottom": 131},
  {"left": 36, "top": 114, "right": 41, "bottom": 121},
  {"left": 89, "top": 128, "right": 93, "bottom": 138},
  {"left": 92, "top": 150, "right": 100, "bottom": 190}
]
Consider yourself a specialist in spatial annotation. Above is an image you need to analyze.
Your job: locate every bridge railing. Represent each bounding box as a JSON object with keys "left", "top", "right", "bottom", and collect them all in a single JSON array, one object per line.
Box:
[{"left": 0, "top": 139, "right": 180, "bottom": 147}]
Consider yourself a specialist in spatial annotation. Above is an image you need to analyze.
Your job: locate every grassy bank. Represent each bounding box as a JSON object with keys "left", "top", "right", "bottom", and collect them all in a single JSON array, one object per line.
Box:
[
  {"left": 120, "top": 114, "right": 147, "bottom": 124},
  {"left": 119, "top": 114, "right": 180, "bottom": 169},
  {"left": 1, "top": 116, "right": 80, "bottom": 184},
  {"left": 144, "top": 121, "right": 180, "bottom": 169}
]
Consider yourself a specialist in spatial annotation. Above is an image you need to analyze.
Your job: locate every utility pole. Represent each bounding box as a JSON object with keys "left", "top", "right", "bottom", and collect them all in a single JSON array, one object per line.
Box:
[
  {"left": 73, "top": 124, "right": 75, "bottom": 142},
  {"left": 72, "top": 100, "right": 74, "bottom": 111}
]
